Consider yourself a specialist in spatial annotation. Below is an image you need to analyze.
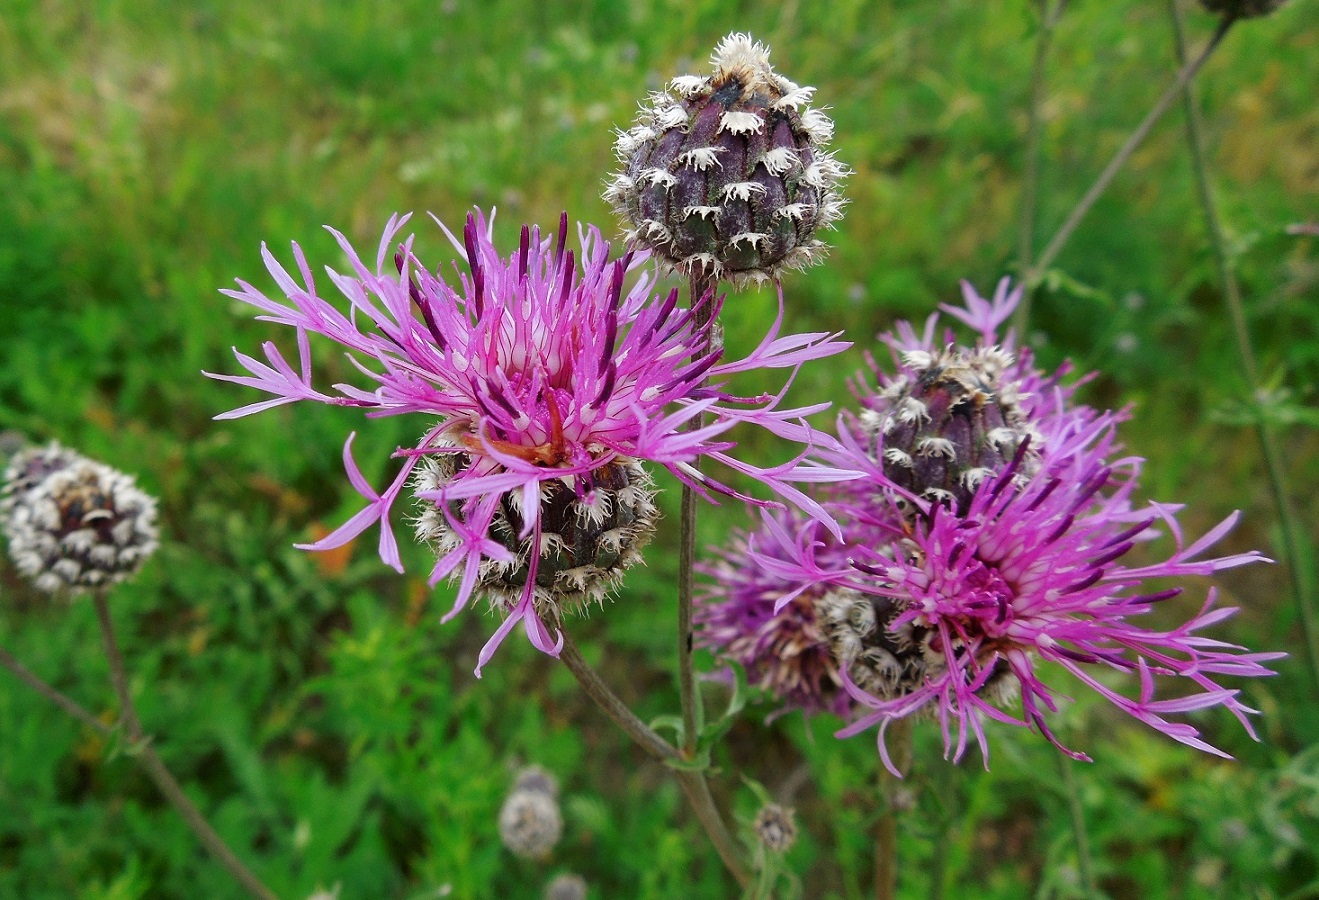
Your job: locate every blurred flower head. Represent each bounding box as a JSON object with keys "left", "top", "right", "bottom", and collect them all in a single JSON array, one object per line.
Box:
[
  {"left": 212, "top": 210, "right": 850, "bottom": 672},
  {"left": 2, "top": 443, "right": 159, "bottom": 595},
  {"left": 702, "top": 280, "right": 1282, "bottom": 769},
  {"left": 607, "top": 32, "right": 847, "bottom": 285},
  {"left": 752, "top": 802, "right": 798, "bottom": 853},
  {"left": 542, "top": 873, "right": 587, "bottom": 900},
  {"left": 499, "top": 786, "right": 562, "bottom": 860}
]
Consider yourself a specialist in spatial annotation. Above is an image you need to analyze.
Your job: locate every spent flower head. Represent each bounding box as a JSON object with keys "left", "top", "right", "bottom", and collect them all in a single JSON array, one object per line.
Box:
[
  {"left": 752, "top": 803, "right": 798, "bottom": 853},
  {"left": 2, "top": 443, "right": 159, "bottom": 595},
  {"left": 607, "top": 33, "right": 847, "bottom": 285},
  {"left": 499, "top": 788, "right": 563, "bottom": 860},
  {"left": 702, "top": 280, "right": 1281, "bottom": 769},
  {"left": 212, "top": 210, "right": 850, "bottom": 672}
]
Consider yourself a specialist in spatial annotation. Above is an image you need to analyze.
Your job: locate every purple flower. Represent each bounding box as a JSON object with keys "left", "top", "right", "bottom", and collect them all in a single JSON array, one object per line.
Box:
[
  {"left": 701, "top": 279, "right": 1281, "bottom": 768},
  {"left": 210, "top": 210, "right": 849, "bottom": 672}
]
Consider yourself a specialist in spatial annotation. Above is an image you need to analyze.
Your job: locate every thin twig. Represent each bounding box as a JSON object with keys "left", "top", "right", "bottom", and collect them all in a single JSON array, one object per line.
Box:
[
  {"left": 1060, "top": 754, "right": 1097, "bottom": 898},
  {"left": 558, "top": 631, "right": 677, "bottom": 763},
  {"left": 1167, "top": 0, "right": 1319, "bottom": 697},
  {"left": 1024, "top": 14, "right": 1236, "bottom": 293},
  {"left": 875, "top": 719, "right": 913, "bottom": 900},
  {"left": 558, "top": 631, "right": 752, "bottom": 887},
  {"left": 93, "top": 593, "right": 280, "bottom": 900},
  {"left": 1014, "top": 0, "right": 1068, "bottom": 332},
  {"left": 0, "top": 645, "right": 112, "bottom": 736}
]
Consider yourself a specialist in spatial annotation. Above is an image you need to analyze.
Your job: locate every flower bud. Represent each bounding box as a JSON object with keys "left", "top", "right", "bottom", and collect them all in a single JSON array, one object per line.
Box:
[
  {"left": 753, "top": 803, "right": 798, "bottom": 853},
  {"left": 513, "top": 764, "right": 559, "bottom": 799},
  {"left": 607, "top": 32, "right": 846, "bottom": 285},
  {"left": 414, "top": 450, "right": 658, "bottom": 619},
  {"left": 2, "top": 445, "right": 159, "bottom": 594},
  {"left": 499, "top": 789, "right": 563, "bottom": 860},
  {"left": 543, "top": 873, "right": 587, "bottom": 900},
  {"left": 859, "top": 345, "right": 1039, "bottom": 513}
]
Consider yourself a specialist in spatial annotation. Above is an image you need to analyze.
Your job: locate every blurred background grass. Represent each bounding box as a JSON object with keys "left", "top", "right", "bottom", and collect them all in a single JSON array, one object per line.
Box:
[{"left": 0, "top": 0, "right": 1316, "bottom": 897}]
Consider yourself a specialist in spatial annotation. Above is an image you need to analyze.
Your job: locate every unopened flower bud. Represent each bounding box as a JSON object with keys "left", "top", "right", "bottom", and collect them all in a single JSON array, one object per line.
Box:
[
  {"left": 414, "top": 448, "right": 658, "bottom": 620},
  {"left": 499, "top": 789, "right": 563, "bottom": 860},
  {"left": 543, "top": 873, "right": 587, "bottom": 900},
  {"left": 2, "top": 444, "right": 159, "bottom": 594},
  {"left": 753, "top": 803, "right": 798, "bottom": 853},
  {"left": 607, "top": 32, "right": 846, "bottom": 285},
  {"left": 859, "top": 345, "right": 1039, "bottom": 513},
  {"left": 1199, "top": 0, "right": 1287, "bottom": 17},
  {"left": 513, "top": 764, "right": 559, "bottom": 799}
]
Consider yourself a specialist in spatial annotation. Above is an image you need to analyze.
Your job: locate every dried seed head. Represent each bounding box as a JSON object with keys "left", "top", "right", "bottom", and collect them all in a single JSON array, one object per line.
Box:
[
  {"left": 513, "top": 764, "right": 559, "bottom": 799},
  {"left": 860, "top": 345, "right": 1040, "bottom": 514},
  {"left": 542, "top": 873, "right": 588, "bottom": 900},
  {"left": 499, "top": 789, "right": 563, "bottom": 860},
  {"left": 607, "top": 32, "right": 847, "bottom": 285},
  {"left": 414, "top": 449, "right": 658, "bottom": 619},
  {"left": 1199, "top": 0, "right": 1287, "bottom": 17},
  {"left": 2, "top": 445, "right": 159, "bottom": 595},
  {"left": 817, "top": 587, "right": 1017, "bottom": 707},
  {"left": 753, "top": 803, "right": 798, "bottom": 853}
]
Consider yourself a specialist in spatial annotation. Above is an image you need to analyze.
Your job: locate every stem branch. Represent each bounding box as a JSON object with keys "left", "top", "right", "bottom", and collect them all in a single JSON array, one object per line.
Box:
[
  {"left": 1060, "top": 755, "right": 1097, "bottom": 898},
  {"left": 1166, "top": 0, "right": 1319, "bottom": 695},
  {"left": 558, "top": 631, "right": 751, "bottom": 887},
  {"left": 1025, "top": 15, "right": 1235, "bottom": 293},
  {"left": 93, "top": 593, "right": 279, "bottom": 900}
]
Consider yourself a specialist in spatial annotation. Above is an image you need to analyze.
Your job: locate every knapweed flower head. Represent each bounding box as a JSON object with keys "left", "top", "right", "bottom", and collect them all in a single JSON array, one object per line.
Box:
[
  {"left": 499, "top": 786, "right": 563, "bottom": 860},
  {"left": 543, "top": 873, "right": 588, "bottom": 900},
  {"left": 752, "top": 803, "right": 798, "bottom": 853},
  {"left": 696, "top": 508, "right": 852, "bottom": 717},
  {"left": 2, "top": 443, "right": 159, "bottom": 595},
  {"left": 704, "top": 279, "right": 1281, "bottom": 770},
  {"left": 606, "top": 32, "right": 847, "bottom": 285},
  {"left": 211, "top": 210, "right": 849, "bottom": 672}
]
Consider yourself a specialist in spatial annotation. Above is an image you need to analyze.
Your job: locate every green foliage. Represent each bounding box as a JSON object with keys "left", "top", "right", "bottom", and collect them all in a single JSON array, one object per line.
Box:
[{"left": 1, "top": 0, "right": 1316, "bottom": 897}]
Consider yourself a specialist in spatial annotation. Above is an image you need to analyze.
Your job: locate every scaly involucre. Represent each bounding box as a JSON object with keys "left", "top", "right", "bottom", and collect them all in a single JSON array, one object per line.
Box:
[
  {"left": 700, "top": 279, "right": 1281, "bottom": 769},
  {"left": 211, "top": 210, "right": 850, "bottom": 672}
]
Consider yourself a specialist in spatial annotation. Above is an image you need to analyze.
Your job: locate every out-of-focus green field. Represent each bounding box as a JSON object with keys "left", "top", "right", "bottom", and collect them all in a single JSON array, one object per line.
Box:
[{"left": 1, "top": 1, "right": 1316, "bottom": 897}]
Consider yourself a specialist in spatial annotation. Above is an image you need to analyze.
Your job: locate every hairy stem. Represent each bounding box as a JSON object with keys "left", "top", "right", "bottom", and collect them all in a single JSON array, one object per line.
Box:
[
  {"left": 1024, "top": 14, "right": 1235, "bottom": 296},
  {"left": 1013, "top": 0, "right": 1068, "bottom": 332},
  {"left": 1060, "top": 755, "right": 1097, "bottom": 898},
  {"left": 1167, "top": 0, "right": 1319, "bottom": 697},
  {"left": 559, "top": 631, "right": 751, "bottom": 887},
  {"left": 875, "top": 719, "right": 913, "bottom": 900},
  {"left": 93, "top": 593, "right": 280, "bottom": 900}
]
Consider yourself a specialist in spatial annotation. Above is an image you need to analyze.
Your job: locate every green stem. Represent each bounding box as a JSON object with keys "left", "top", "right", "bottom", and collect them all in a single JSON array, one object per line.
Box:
[
  {"left": 1013, "top": 0, "right": 1068, "bottom": 333},
  {"left": 1166, "top": 0, "right": 1319, "bottom": 698},
  {"left": 558, "top": 631, "right": 752, "bottom": 888},
  {"left": 1023, "top": 14, "right": 1236, "bottom": 298},
  {"left": 93, "top": 593, "right": 280, "bottom": 900},
  {"left": 1059, "top": 755, "right": 1097, "bottom": 898},
  {"left": 875, "top": 719, "right": 913, "bottom": 900}
]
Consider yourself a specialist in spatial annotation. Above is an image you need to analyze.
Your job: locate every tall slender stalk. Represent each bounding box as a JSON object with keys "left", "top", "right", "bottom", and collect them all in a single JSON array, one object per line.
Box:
[
  {"left": 874, "top": 719, "right": 913, "bottom": 900},
  {"left": 1021, "top": 14, "right": 1236, "bottom": 303},
  {"left": 1059, "top": 755, "right": 1097, "bottom": 898},
  {"left": 558, "top": 631, "right": 752, "bottom": 887},
  {"left": 92, "top": 593, "right": 280, "bottom": 900},
  {"left": 1166, "top": 0, "right": 1319, "bottom": 696},
  {"left": 1014, "top": 0, "right": 1069, "bottom": 331},
  {"left": 677, "top": 266, "right": 718, "bottom": 755}
]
